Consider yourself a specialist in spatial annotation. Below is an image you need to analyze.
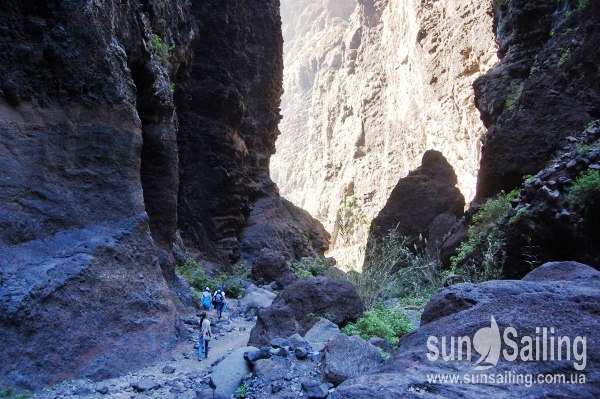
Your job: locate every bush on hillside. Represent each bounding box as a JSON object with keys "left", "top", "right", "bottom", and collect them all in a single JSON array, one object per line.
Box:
[{"left": 342, "top": 303, "right": 414, "bottom": 346}]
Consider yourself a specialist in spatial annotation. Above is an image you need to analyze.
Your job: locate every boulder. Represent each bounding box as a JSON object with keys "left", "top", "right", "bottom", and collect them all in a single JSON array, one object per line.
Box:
[
  {"left": 248, "top": 277, "right": 365, "bottom": 347},
  {"left": 252, "top": 358, "right": 289, "bottom": 382},
  {"left": 331, "top": 261, "right": 600, "bottom": 398},
  {"left": 210, "top": 346, "right": 256, "bottom": 399},
  {"left": 303, "top": 318, "right": 341, "bottom": 352},
  {"left": 322, "top": 333, "right": 383, "bottom": 386},
  {"left": 251, "top": 249, "right": 297, "bottom": 288},
  {"left": 236, "top": 284, "right": 277, "bottom": 315},
  {"left": 240, "top": 196, "right": 330, "bottom": 263},
  {"left": 368, "top": 150, "right": 465, "bottom": 242}
]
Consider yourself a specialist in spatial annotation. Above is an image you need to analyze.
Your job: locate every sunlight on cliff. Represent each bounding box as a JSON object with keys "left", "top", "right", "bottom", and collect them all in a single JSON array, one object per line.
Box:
[{"left": 271, "top": 0, "right": 499, "bottom": 267}]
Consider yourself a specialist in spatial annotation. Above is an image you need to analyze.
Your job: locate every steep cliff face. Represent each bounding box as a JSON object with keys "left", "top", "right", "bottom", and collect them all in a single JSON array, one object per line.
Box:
[
  {"left": 271, "top": 0, "right": 497, "bottom": 263},
  {"left": 0, "top": 0, "right": 194, "bottom": 389},
  {"left": 470, "top": 0, "right": 600, "bottom": 274},
  {"left": 175, "top": 0, "right": 329, "bottom": 265},
  {"left": 0, "top": 0, "right": 327, "bottom": 391},
  {"left": 474, "top": 0, "right": 600, "bottom": 200}
]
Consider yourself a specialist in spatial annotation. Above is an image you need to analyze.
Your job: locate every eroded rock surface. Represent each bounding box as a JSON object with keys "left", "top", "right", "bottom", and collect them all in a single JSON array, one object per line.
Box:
[
  {"left": 272, "top": 0, "right": 497, "bottom": 263},
  {"left": 332, "top": 261, "right": 600, "bottom": 398},
  {"left": 248, "top": 277, "right": 365, "bottom": 347}
]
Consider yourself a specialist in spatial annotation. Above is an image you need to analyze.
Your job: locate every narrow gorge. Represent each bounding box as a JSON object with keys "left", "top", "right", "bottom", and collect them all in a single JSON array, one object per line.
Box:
[
  {"left": 272, "top": 0, "right": 497, "bottom": 263},
  {"left": 0, "top": 0, "right": 599, "bottom": 398}
]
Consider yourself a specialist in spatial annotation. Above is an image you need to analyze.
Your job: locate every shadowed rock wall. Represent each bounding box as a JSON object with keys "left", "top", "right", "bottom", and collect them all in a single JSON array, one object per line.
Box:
[
  {"left": 0, "top": 0, "right": 194, "bottom": 389},
  {"left": 0, "top": 0, "right": 327, "bottom": 391},
  {"left": 175, "top": 0, "right": 328, "bottom": 265}
]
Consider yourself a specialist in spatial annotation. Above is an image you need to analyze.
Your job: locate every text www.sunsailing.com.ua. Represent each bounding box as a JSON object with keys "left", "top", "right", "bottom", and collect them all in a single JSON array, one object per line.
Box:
[{"left": 426, "top": 372, "right": 587, "bottom": 388}]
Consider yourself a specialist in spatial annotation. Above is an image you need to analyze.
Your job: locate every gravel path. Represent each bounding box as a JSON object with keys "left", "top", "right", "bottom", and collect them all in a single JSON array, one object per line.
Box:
[{"left": 30, "top": 307, "right": 256, "bottom": 399}]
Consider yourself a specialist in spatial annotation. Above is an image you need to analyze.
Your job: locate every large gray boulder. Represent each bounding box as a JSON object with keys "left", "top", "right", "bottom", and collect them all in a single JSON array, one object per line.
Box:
[
  {"left": 322, "top": 333, "right": 383, "bottom": 386},
  {"left": 236, "top": 284, "right": 277, "bottom": 315},
  {"left": 331, "top": 261, "right": 600, "bottom": 398},
  {"left": 210, "top": 346, "right": 257, "bottom": 399},
  {"left": 303, "top": 318, "right": 341, "bottom": 352},
  {"left": 248, "top": 277, "right": 365, "bottom": 347}
]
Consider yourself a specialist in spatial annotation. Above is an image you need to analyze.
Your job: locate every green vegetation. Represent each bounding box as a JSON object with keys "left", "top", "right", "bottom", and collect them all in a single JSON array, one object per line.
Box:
[
  {"left": 177, "top": 259, "right": 216, "bottom": 291},
  {"left": 377, "top": 347, "right": 390, "bottom": 361},
  {"left": 575, "top": 142, "right": 591, "bottom": 155},
  {"left": 579, "top": 0, "right": 589, "bottom": 9},
  {"left": 0, "top": 387, "right": 29, "bottom": 399},
  {"left": 557, "top": 48, "right": 572, "bottom": 67},
  {"left": 291, "top": 257, "right": 331, "bottom": 279},
  {"left": 176, "top": 259, "right": 251, "bottom": 305},
  {"left": 450, "top": 190, "right": 518, "bottom": 282},
  {"left": 509, "top": 203, "right": 531, "bottom": 224},
  {"left": 585, "top": 120, "right": 598, "bottom": 130},
  {"left": 568, "top": 169, "right": 600, "bottom": 207},
  {"left": 505, "top": 81, "right": 524, "bottom": 111},
  {"left": 342, "top": 304, "right": 414, "bottom": 346},
  {"left": 343, "top": 230, "right": 447, "bottom": 309},
  {"left": 234, "top": 383, "right": 248, "bottom": 399},
  {"left": 151, "top": 33, "right": 172, "bottom": 68},
  {"left": 336, "top": 195, "right": 368, "bottom": 244}
]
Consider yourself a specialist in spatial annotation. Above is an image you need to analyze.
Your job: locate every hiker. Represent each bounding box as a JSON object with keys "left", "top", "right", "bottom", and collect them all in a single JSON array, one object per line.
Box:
[
  {"left": 198, "top": 312, "right": 211, "bottom": 361},
  {"left": 201, "top": 287, "right": 212, "bottom": 310},
  {"left": 212, "top": 285, "right": 226, "bottom": 319}
]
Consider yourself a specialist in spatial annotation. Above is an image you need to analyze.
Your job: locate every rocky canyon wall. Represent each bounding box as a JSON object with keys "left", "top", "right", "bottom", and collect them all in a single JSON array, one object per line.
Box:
[
  {"left": 0, "top": 0, "right": 195, "bottom": 389},
  {"left": 271, "top": 0, "right": 498, "bottom": 264},
  {"left": 0, "top": 0, "right": 327, "bottom": 391},
  {"left": 176, "top": 0, "right": 329, "bottom": 265}
]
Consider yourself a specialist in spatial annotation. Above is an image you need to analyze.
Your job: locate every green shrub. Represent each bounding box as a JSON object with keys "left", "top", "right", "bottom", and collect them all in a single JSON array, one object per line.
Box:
[
  {"left": 336, "top": 194, "right": 368, "bottom": 244},
  {"left": 290, "top": 257, "right": 331, "bottom": 279},
  {"left": 505, "top": 81, "right": 524, "bottom": 111},
  {"left": 569, "top": 169, "right": 600, "bottom": 207},
  {"left": 346, "top": 230, "right": 408, "bottom": 308},
  {"left": 342, "top": 304, "right": 414, "bottom": 346},
  {"left": 176, "top": 259, "right": 216, "bottom": 292},
  {"left": 293, "top": 265, "right": 313, "bottom": 279},
  {"left": 557, "top": 48, "right": 572, "bottom": 67},
  {"left": 151, "top": 33, "right": 172, "bottom": 68},
  {"left": 232, "top": 261, "right": 251, "bottom": 279},
  {"left": 224, "top": 281, "right": 244, "bottom": 299},
  {"left": 509, "top": 204, "right": 531, "bottom": 224},
  {"left": 450, "top": 190, "right": 517, "bottom": 281},
  {"left": 343, "top": 230, "right": 447, "bottom": 309},
  {"left": 234, "top": 383, "right": 248, "bottom": 399}
]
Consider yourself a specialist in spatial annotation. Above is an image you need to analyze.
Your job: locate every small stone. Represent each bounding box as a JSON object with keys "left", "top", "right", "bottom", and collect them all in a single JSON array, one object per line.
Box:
[
  {"left": 271, "top": 381, "right": 285, "bottom": 393},
  {"left": 273, "top": 347, "right": 288, "bottom": 357},
  {"left": 295, "top": 347, "right": 309, "bottom": 359},
  {"left": 94, "top": 383, "right": 109, "bottom": 395},
  {"left": 162, "top": 365, "right": 176, "bottom": 374},
  {"left": 301, "top": 379, "right": 319, "bottom": 391},
  {"left": 567, "top": 159, "right": 578, "bottom": 169},
  {"left": 132, "top": 379, "right": 158, "bottom": 392},
  {"left": 307, "top": 383, "right": 330, "bottom": 398}
]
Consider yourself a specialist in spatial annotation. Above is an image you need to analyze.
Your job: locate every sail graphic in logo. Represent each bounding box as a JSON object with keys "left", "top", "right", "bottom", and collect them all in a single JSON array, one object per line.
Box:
[{"left": 473, "top": 316, "right": 501, "bottom": 370}]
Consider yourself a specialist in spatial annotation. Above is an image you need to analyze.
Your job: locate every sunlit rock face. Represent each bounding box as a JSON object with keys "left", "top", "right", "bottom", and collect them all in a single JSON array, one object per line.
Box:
[{"left": 271, "top": 0, "right": 497, "bottom": 264}]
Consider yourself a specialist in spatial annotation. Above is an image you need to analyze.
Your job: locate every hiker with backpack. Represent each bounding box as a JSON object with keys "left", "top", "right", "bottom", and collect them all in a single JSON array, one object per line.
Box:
[
  {"left": 212, "top": 285, "right": 226, "bottom": 319},
  {"left": 201, "top": 287, "right": 212, "bottom": 310},
  {"left": 198, "top": 312, "right": 212, "bottom": 361}
]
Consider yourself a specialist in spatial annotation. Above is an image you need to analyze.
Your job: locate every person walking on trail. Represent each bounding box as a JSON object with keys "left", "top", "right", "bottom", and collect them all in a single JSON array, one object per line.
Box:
[
  {"left": 198, "top": 312, "right": 211, "bottom": 361},
  {"left": 201, "top": 287, "right": 212, "bottom": 310},
  {"left": 212, "top": 285, "right": 226, "bottom": 319}
]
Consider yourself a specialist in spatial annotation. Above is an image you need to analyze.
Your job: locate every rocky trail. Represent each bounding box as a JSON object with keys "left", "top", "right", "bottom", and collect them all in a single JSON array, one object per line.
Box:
[{"left": 29, "top": 307, "right": 257, "bottom": 399}]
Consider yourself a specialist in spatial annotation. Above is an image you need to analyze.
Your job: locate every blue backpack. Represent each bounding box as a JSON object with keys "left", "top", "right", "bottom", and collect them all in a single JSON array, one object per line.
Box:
[{"left": 214, "top": 291, "right": 224, "bottom": 304}]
